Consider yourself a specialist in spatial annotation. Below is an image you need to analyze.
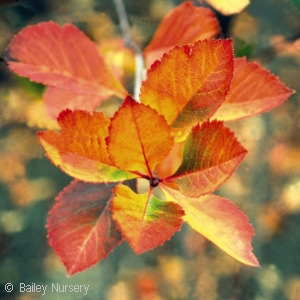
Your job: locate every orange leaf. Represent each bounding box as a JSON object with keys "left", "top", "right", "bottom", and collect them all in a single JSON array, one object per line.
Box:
[
  {"left": 38, "top": 109, "right": 136, "bottom": 182},
  {"left": 111, "top": 184, "right": 184, "bottom": 254},
  {"left": 5, "top": 21, "right": 127, "bottom": 99},
  {"left": 162, "top": 187, "right": 259, "bottom": 267},
  {"left": 144, "top": 2, "right": 220, "bottom": 67},
  {"left": 140, "top": 39, "right": 234, "bottom": 141},
  {"left": 214, "top": 57, "right": 295, "bottom": 121},
  {"left": 155, "top": 142, "right": 184, "bottom": 179},
  {"left": 168, "top": 120, "right": 247, "bottom": 197},
  {"left": 48, "top": 180, "right": 123, "bottom": 275},
  {"left": 107, "top": 96, "right": 174, "bottom": 177}
]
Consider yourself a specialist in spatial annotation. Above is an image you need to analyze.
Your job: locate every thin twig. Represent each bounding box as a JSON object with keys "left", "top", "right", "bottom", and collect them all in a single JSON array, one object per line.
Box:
[{"left": 113, "top": 0, "right": 144, "bottom": 102}]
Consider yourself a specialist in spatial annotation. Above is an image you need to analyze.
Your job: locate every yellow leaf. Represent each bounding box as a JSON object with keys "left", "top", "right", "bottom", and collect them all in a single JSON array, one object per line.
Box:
[{"left": 204, "top": 0, "right": 250, "bottom": 15}]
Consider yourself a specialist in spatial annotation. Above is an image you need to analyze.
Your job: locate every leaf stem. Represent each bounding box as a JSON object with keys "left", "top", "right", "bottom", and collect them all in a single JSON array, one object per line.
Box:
[{"left": 113, "top": 0, "right": 144, "bottom": 102}]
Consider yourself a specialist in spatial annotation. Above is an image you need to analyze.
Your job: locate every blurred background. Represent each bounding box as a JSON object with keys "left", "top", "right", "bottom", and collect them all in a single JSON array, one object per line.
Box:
[{"left": 1, "top": 0, "right": 300, "bottom": 299}]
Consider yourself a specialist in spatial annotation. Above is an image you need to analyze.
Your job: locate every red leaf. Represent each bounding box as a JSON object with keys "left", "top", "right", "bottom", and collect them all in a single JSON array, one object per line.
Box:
[
  {"left": 5, "top": 21, "right": 127, "bottom": 99},
  {"left": 111, "top": 185, "right": 184, "bottom": 254},
  {"left": 144, "top": 1, "right": 220, "bottom": 67},
  {"left": 162, "top": 187, "right": 259, "bottom": 267},
  {"left": 38, "top": 109, "right": 136, "bottom": 182},
  {"left": 44, "top": 87, "right": 108, "bottom": 119},
  {"left": 140, "top": 39, "right": 234, "bottom": 141},
  {"left": 214, "top": 57, "right": 295, "bottom": 121},
  {"left": 167, "top": 120, "right": 247, "bottom": 197},
  {"left": 43, "top": 38, "right": 136, "bottom": 119},
  {"left": 107, "top": 96, "right": 174, "bottom": 177},
  {"left": 47, "top": 180, "right": 123, "bottom": 275}
]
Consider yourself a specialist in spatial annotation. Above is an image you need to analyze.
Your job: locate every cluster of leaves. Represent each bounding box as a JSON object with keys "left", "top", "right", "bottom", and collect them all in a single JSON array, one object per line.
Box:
[{"left": 4, "top": 2, "right": 293, "bottom": 275}]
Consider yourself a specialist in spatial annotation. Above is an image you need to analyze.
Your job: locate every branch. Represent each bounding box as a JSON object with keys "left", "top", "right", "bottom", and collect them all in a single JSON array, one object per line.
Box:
[{"left": 113, "top": 0, "right": 144, "bottom": 102}]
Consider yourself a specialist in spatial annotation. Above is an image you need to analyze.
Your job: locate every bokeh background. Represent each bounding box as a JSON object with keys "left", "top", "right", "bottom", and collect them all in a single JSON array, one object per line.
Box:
[{"left": 1, "top": 0, "right": 300, "bottom": 299}]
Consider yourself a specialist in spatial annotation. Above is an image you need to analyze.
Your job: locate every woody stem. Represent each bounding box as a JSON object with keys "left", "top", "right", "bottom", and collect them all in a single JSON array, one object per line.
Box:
[{"left": 113, "top": 0, "right": 144, "bottom": 102}]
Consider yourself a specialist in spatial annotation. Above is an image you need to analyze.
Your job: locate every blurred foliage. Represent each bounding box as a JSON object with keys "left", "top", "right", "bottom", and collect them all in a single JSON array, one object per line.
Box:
[
  {"left": 234, "top": 38, "right": 255, "bottom": 58},
  {"left": 1, "top": 0, "right": 300, "bottom": 299},
  {"left": 290, "top": 0, "right": 300, "bottom": 10},
  {"left": 14, "top": 77, "right": 45, "bottom": 97}
]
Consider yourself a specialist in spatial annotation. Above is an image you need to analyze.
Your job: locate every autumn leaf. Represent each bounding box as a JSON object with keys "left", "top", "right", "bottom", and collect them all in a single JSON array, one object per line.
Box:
[
  {"left": 213, "top": 57, "right": 295, "bottom": 121},
  {"left": 4, "top": 21, "right": 127, "bottom": 116},
  {"left": 38, "top": 109, "right": 136, "bottom": 182},
  {"left": 140, "top": 39, "right": 234, "bottom": 141},
  {"left": 44, "top": 87, "right": 108, "bottom": 119},
  {"left": 162, "top": 187, "right": 259, "bottom": 267},
  {"left": 111, "top": 185, "right": 184, "bottom": 254},
  {"left": 107, "top": 96, "right": 174, "bottom": 177},
  {"left": 144, "top": 1, "right": 220, "bottom": 67},
  {"left": 164, "top": 120, "right": 247, "bottom": 197},
  {"left": 38, "top": 96, "right": 174, "bottom": 182},
  {"left": 47, "top": 180, "right": 123, "bottom": 275},
  {"left": 203, "top": 0, "right": 250, "bottom": 16},
  {"left": 155, "top": 142, "right": 184, "bottom": 179}
]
